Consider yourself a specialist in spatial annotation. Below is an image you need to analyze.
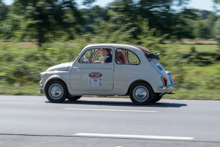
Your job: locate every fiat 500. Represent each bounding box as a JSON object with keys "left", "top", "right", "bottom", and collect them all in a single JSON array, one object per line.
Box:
[{"left": 39, "top": 44, "right": 176, "bottom": 105}]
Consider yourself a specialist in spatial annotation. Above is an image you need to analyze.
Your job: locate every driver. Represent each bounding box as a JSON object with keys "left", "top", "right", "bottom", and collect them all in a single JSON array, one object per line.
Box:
[{"left": 101, "top": 48, "right": 112, "bottom": 63}]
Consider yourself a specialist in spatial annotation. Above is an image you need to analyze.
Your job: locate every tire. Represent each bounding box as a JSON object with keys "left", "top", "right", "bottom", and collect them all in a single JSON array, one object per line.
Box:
[
  {"left": 67, "top": 95, "right": 82, "bottom": 101},
  {"left": 45, "top": 80, "right": 68, "bottom": 103},
  {"left": 151, "top": 94, "right": 163, "bottom": 103},
  {"left": 129, "top": 82, "right": 153, "bottom": 105}
]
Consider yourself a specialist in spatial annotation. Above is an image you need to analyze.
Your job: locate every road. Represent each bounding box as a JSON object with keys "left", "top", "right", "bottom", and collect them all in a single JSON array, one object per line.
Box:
[{"left": 0, "top": 95, "right": 220, "bottom": 147}]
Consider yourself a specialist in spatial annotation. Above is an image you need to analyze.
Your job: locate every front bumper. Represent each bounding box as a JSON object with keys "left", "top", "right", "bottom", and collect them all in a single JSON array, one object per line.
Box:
[
  {"left": 159, "top": 85, "right": 177, "bottom": 92},
  {"left": 39, "top": 80, "right": 44, "bottom": 94}
]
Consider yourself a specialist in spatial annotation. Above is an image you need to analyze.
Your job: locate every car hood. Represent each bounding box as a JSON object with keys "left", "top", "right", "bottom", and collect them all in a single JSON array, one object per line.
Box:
[{"left": 47, "top": 62, "right": 71, "bottom": 71}]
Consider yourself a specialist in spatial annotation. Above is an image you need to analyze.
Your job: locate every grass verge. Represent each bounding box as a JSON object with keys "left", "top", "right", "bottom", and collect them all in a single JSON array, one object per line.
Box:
[{"left": 0, "top": 83, "right": 43, "bottom": 95}]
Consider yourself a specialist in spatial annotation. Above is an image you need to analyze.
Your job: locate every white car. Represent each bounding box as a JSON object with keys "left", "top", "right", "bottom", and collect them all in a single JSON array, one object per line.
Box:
[{"left": 40, "top": 44, "right": 176, "bottom": 105}]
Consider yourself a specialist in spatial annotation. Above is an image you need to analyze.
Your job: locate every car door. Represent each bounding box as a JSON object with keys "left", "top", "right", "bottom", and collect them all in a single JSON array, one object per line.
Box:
[
  {"left": 70, "top": 46, "right": 114, "bottom": 91},
  {"left": 114, "top": 48, "right": 141, "bottom": 91}
]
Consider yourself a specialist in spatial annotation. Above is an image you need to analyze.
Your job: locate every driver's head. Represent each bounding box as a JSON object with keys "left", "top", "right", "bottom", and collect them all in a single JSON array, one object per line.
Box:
[{"left": 101, "top": 48, "right": 111, "bottom": 57}]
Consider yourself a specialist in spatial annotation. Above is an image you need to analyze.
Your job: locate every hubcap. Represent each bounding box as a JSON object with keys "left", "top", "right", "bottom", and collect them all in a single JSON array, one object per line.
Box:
[
  {"left": 48, "top": 84, "right": 64, "bottom": 100},
  {"left": 133, "top": 86, "right": 149, "bottom": 102}
]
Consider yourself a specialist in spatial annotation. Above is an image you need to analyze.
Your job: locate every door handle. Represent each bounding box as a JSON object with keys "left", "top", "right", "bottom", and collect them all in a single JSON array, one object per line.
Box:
[{"left": 73, "top": 66, "right": 79, "bottom": 70}]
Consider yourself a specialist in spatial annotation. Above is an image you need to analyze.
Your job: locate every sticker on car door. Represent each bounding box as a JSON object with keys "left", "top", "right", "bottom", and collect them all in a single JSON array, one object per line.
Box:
[{"left": 88, "top": 72, "right": 102, "bottom": 86}]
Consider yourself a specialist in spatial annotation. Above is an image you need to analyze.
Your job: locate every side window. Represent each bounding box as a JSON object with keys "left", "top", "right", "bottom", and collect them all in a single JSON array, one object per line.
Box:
[
  {"left": 116, "top": 49, "right": 140, "bottom": 65},
  {"left": 79, "top": 48, "right": 112, "bottom": 63},
  {"left": 93, "top": 51, "right": 104, "bottom": 62},
  {"left": 116, "top": 49, "right": 127, "bottom": 64},
  {"left": 128, "top": 50, "right": 140, "bottom": 64}
]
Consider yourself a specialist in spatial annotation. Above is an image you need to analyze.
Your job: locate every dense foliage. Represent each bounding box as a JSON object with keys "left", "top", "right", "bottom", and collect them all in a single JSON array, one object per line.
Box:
[{"left": 0, "top": 0, "right": 220, "bottom": 44}]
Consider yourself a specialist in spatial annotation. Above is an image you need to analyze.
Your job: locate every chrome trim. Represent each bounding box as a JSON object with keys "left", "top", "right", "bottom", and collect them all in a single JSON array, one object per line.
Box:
[
  {"left": 166, "top": 71, "right": 173, "bottom": 74},
  {"left": 73, "top": 66, "right": 79, "bottom": 69},
  {"left": 48, "top": 83, "right": 64, "bottom": 100},
  {"left": 159, "top": 85, "right": 177, "bottom": 91},
  {"left": 169, "top": 74, "right": 175, "bottom": 84},
  {"left": 40, "top": 89, "right": 44, "bottom": 94},
  {"left": 39, "top": 80, "right": 44, "bottom": 94},
  {"left": 133, "top": 86, "right": 149, "bottom": 102},
  {"left": 161, "top": 76, "right": 165, "bottom": 86},
  {"left": 39, "top": 85, "right": 44, "bottom": 94}
]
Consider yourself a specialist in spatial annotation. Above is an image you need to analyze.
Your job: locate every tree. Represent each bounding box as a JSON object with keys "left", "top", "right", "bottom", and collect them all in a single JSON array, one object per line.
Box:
[
  {"left": 212, "top": 0, "right": 220, "bottom": 61},
  {"left": 91, "top": 10, "right": 141, "bottom": 43},
  {"left": 191, "top": 10, "right": 218, "bottom": 39},
  {"left": 108, "top": 0, "right": 196, "bottom": 39},
  {"left": 0, "top": 0, "right": 9, "bottom": 38},
  {"left": 214, "top": 18, "right": 220, "bottom": 42},
  {"left": 80, "top": 5, "right": 109, "bottom": 33},
  {"left": 0, "top": 0, "right": 9, "bottom": 21},
  {"left": 1, "top": 0, "right": 94, "bottom": 47},
  {"left": 213, "top": 0, "right": 220, "bottom": 39},
  {"left": 194, "top": 21, "right": 210, "bottom": 39}
]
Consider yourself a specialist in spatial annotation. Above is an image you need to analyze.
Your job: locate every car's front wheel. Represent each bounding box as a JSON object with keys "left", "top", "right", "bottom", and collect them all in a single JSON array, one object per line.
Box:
[
  {"left": 45, "top": 80, "right": 68, "bottom": 103},
  {"left": 129, "top": 82, "right": 153, "bottom": 105}
]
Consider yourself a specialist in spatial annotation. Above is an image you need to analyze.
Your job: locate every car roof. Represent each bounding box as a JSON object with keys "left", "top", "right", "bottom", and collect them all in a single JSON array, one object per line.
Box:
[{"left": 86, "top": 43, "right": 151, "bottom": 54}]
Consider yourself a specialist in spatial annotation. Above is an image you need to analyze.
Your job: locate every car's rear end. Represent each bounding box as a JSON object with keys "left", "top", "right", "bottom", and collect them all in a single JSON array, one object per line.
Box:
[
  {"left": 150, "top": 58, "right": 176, "bottom": 93},
  {"left": 135, "top": 45, "right": 176, "bottom": 94}
]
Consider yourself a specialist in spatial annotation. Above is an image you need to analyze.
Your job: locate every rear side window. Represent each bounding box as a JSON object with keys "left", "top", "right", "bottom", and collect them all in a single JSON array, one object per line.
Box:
[
  {"left": 116, "top": 49, "right": 140, "bottom": 65},
  {"left": 128, "top": 50, "right": 140, "bottom": 64}
]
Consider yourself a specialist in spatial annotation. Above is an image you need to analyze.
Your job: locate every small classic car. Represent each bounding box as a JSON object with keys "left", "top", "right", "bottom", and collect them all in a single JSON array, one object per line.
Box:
[{"left": 40, "top": 44, "right": 176, "bottom": 105}]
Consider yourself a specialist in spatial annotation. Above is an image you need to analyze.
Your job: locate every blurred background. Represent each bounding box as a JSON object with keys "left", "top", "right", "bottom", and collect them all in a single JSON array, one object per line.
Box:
[{"left": 0, "top": 0, "right": 219, "bottom": 99}]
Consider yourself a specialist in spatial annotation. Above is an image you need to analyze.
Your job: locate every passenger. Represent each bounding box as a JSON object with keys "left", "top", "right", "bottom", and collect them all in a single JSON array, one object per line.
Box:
[
  {"left": 116, "top": 50, "right": 126, "bottom": 64},
  {"left": 101, "top": 48, "right": 112, "bottom": 63}
]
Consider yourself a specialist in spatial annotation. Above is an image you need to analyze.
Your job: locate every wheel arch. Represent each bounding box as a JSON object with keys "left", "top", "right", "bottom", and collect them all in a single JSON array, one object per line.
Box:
[
  {"left": 44, "top": 75, "right": 70, "bottom": 95},
  {"left": 126, "top": 80, "right": 154, "bottom": 95}
]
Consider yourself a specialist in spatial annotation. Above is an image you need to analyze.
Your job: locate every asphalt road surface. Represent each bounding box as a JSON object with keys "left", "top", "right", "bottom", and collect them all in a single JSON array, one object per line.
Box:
[{"left": 0, "top": 95, "right": 220, "bottom": 147}]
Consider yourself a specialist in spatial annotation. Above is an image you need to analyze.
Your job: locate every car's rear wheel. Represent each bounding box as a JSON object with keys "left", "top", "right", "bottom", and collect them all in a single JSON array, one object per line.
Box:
[
  {"left": 129, "top": 82, "right": 153, "bottom": 105},
  {"left": 45, "top": 80, "right": 68, "bottom": 103},
  {"left": 151, "top": 94, "right": 163, "bottom": 103},
  {"left": 67, "top": 95, "right": 82, "bottom": 101}
]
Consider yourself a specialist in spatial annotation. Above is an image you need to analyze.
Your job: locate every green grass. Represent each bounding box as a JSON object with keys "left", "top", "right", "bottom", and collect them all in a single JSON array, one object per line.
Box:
[
  {"left": 164, "top": 44, "right": 218, "bottom": 54},
  {"left": 164, "top": 89, "right": 220, "bottom": 100},
  {"left": 0, "top": 83, "right": 42, "bottom": 95}
]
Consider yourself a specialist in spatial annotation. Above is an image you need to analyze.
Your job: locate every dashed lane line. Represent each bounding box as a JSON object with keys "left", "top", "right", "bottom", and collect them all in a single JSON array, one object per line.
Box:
[
  {"left": 74, "top": 133, "right": 194, "bottom": 140},
  {"left": 64, "top": 108, "right": 157, "bottom": 113}
]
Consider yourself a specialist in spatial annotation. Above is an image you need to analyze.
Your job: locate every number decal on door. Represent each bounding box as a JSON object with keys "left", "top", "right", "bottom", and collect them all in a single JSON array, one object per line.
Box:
[{"left": 88, "top": 72, "right": 103, "bottom": 86}]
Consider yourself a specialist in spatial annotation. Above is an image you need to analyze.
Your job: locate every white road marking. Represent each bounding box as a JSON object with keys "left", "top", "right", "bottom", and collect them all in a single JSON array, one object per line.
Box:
[
  {"left": 64, "top": 108, "right": 157, "bottom": 113},
  {"left": 74, "top": 133, "right": 194, "bottom": 140}
]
